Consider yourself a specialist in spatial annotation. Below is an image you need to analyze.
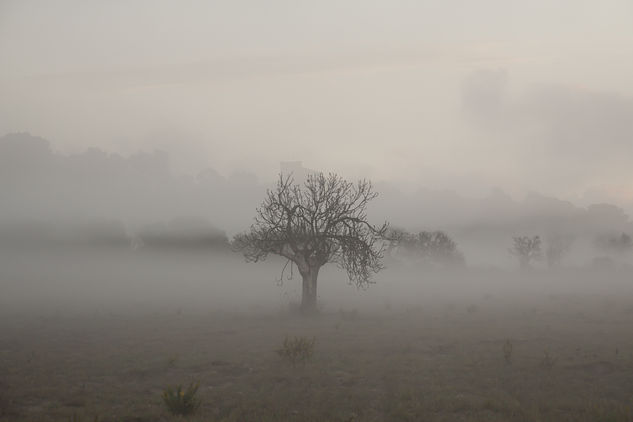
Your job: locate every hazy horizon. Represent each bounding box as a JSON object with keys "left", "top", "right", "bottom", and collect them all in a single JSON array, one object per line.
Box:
[{"left": 2, "top": 131, "right": 633, "bottom": 222}]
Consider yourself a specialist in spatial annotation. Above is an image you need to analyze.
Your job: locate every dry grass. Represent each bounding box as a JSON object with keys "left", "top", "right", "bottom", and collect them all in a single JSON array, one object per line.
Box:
[{"left": 2, "top": 292, "right": 633, "bottom": 421}]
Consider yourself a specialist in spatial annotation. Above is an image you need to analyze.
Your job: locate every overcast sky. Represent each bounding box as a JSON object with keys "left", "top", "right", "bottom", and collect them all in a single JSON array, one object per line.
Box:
[{"left": 1, "top": 0, "right": 633, "bottom": 204}]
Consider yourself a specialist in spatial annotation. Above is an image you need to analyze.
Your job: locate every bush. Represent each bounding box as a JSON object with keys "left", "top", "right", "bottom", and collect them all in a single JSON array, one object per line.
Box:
[
  {"left": 277, "top": 336, "right": 315, "bottom": 366},
  {"left": 162, "top": 381, "right": 201, "bottom": 416}
]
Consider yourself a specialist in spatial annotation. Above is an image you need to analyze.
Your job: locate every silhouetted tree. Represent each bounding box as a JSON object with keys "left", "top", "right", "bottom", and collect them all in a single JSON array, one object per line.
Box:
[
  {"left": 509, "top": 235, "right": 542, "bottom": 269},
  {"left": 387, "top": 229, "right": 464, "bottom": 266},
  {"left": 233, "top": 173, "right": 388, "bottom": 313}
]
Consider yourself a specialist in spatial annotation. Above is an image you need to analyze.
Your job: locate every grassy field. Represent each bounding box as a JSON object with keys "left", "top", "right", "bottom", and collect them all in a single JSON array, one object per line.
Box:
[{"left": 2, "top": 290, "right": 633, "bottom": 422}]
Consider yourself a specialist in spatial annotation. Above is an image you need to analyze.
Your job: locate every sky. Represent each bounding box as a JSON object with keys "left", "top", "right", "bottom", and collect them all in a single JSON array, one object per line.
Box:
[{"left": 1, "top": 0, "right": 633, "bottom": 205}]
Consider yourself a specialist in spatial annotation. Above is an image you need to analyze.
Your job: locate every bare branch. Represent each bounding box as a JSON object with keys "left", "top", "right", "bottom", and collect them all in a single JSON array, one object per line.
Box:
[{"left": 232, "top": 172, "right": 388, "bottom": 288}]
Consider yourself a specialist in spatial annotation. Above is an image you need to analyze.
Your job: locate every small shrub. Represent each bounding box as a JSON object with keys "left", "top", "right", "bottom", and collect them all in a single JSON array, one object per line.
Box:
[
  {"left": 162, "top": 381, "right": 201, "bottom": 416},
  {"left": 502, "top": 339, "right": 513, "bottom": 364},
  {"left": 277, "top": 336, "right": 315, "bottom": 365}
]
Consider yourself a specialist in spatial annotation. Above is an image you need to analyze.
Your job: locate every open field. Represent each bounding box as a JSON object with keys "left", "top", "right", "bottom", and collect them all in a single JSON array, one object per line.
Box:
[{"left": 2, "top": 288, "right": 633, "bottom": 422}]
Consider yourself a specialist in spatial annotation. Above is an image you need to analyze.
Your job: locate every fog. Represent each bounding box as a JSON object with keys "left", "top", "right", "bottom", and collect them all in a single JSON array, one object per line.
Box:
[
  {"left": 2, "top": 2, "right": 633, "bottom": 420},
  {"left": 2, "top": 1, "right": 633, "bottom": 200},
  {"left": 1, "top": 133, "right": 632, "bottom": 316}
]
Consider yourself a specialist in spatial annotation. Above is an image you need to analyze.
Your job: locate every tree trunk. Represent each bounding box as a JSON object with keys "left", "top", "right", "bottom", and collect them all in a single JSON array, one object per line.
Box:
[{"left": 300, "top": 266, "right": 320, "bottom": 313}]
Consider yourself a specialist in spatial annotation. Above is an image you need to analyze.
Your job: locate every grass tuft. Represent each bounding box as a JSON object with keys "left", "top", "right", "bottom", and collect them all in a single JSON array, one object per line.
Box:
[
  {"left": 162, "top": 381, "right": 201, "bottom": 416},
  {"left": 277, "top": 336, "right": 315, "bottom": 366}
]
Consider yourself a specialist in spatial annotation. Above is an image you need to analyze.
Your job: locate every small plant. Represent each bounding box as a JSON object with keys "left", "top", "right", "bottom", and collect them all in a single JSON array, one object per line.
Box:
[
  {"left": 502, "top": 339, "right": 513, "bottom": 364},
  {"left": 277, "top": 336, "right": 315, "bottom": 365},
  {"left": 162, "top": 381, "right": 201, "bottom": 416},
  {"left": 539, "top": 351, "right": 557, "bottom": 370}
]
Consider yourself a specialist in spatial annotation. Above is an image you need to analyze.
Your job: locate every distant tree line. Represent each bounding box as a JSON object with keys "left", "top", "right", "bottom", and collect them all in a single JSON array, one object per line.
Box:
[
  {"left": 386, "top": 228, "right": 465, "bottom": 267},
  {"left": 0, "top": 218, "right": 229, "bottom": 252},
  {"left": 1, "top": 133, "right": 632, "bottom": 274}
]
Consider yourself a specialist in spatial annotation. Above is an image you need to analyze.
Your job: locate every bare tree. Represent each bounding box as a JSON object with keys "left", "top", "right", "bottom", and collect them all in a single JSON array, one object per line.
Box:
[
  {"left": 509, "top": 235, "right": 542, "bottom": 269},
  {"left": 233, "top": 173, "right": 388, "bottom": 313}
]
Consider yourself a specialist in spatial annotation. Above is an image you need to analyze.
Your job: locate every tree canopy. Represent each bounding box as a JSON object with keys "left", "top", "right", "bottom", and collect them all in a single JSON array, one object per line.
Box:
[{"left": 233, "top": 173, "right": 388, "bottom": 311}]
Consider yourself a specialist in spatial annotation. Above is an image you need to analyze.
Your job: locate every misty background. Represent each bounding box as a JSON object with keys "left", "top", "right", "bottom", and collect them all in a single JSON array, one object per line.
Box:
[
  {"left": 1, "top": 131, "right": 632, "bottom": 315},
  {"left": 1, "top": 1, "right": 633, "bottom": 313},
  {"left": 1, "top": 1, "right": 633, "bottom": 200}
]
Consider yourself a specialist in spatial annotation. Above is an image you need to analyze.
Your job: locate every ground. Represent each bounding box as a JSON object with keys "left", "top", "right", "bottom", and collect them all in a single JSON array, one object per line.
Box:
[{"left": 2, "top": 291, "right": 633, "bottom": 422}]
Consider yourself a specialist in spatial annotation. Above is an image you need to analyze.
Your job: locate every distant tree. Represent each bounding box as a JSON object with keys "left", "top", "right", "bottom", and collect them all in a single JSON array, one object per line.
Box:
[
  {"left": 545, "top": 235, "right": 574, "bottom": 269},
  {"left": 387, "top": 229, "right": 464, "bottom": 266},
  {"left": 509, "top": 235, "right": 542, "bottom": 269},
  {"left": 233, "top": 173, "right": 388, "bottom": 313}
]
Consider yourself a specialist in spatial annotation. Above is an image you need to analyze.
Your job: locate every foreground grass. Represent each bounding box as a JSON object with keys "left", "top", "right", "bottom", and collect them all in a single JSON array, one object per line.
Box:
[{"left": 2, "top": 294, "right": 633, "bottom": 421}]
